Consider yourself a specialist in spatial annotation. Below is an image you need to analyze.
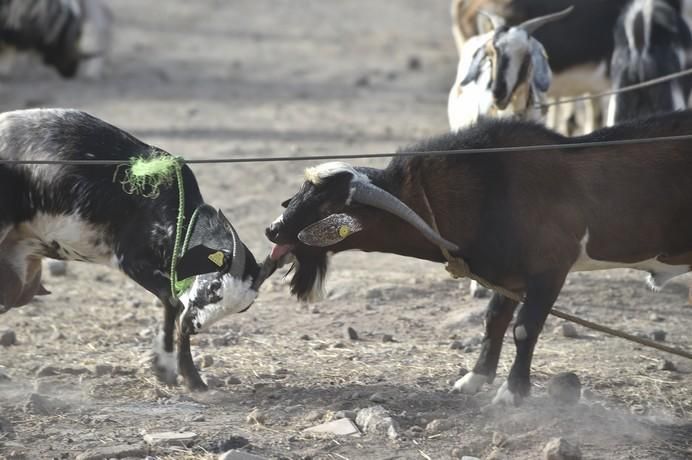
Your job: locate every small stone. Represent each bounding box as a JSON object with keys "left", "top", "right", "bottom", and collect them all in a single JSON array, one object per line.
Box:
[
  {"left": 547, "top": 372, "right": 582, "bottom": 405},
  {"left": 197, "top": 355, "right": 214, "bottom": 369},
  {"left": 332, "top": 342, "right": 346, "bottom": 349},
  {"left": 313, "top": 343, "right": 328, "bottom": 351},
  {"left": 75, "top": 444, "right": 147, "bottom": 460},
  {"left": 407, "top": 56, "right": 422, "bottom": 71},
  {"left": 450, "top": 340, "right": 464, "bottom": 350},
  {"left": 355, "top": 405, "right": 399, "bottom": 439},
  {"left": 0, "top": 329, "right": 17, "bottom": 347},
  {"left": 303, "top": 418, "right": 360, "bottom": 436},
  {"left": 48, "top": 260, "right": 67, "bottom": 276},
  {"left": 91, "top": 364, "right": 114, "bottom": 377},
  {"left": 334, "top": 410, "right": 356, "bottom": 420},
  {"left": 381, "top": 334, "right": 394, "bottom": 343},
  {"left": 659, "top": 359, "right": 677, "bottom": 371},
  {"left": 345, "top": 327, "right": 359, "bottom": 341},
  {"left": 191, "top": 415, "right": 205, "bottom": 422},
  {"left": 560, "top": 323, "right": 579, "bottom": 338},
  {"left": 219, "top": 451, "right": 269, "bottom": 460},
  {"left": 300, "top": 334, "right": 311, "bottom": 341},
  {"left": 143, "top": 431, "right": 197, "bottom": 446},
  {"left": 35, "top": 365, "right": 59, "bottom": 377},
  {"left": 543, "top": 437, "right": 582, "bottom": 460},
  {"left": 354, "top": 76, "right": 370, "bottom": 87},
  {"left": 225, "top": 376, "right": 242, "bottom": 385},
  {"left": 425, "top": 419, "right": 452, "bottom": 434},
  {"left": 369, "top": 392, "right": 387, "bottom": 403},
  {"left": 650, "top": 330, "right": 667, "bottom": 342},
  {"left": 649, "top": 313, "right": 664, "bottom": 322},
  {"left": 211, "top": 436, "right": 250, "bottom": 453},
  {"left": 246, "top": 408, "right": 266, "bottom": 425}
]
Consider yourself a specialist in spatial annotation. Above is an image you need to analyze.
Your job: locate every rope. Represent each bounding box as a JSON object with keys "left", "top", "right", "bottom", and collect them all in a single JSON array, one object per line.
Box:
[
  {"left": 419, "top": 184, "right": 692, "bottom": 360},
  {"left": 536, "top": 67, "right": 692, "bottom": 109},
  {"left": 3, "top": 132, "right": 692, "bottom": 166}
]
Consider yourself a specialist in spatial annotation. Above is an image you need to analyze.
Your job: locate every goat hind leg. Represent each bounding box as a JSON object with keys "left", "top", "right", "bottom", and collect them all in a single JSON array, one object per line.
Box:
[{"left": 453, "top": 293, "right": 518, "bottom": 393}]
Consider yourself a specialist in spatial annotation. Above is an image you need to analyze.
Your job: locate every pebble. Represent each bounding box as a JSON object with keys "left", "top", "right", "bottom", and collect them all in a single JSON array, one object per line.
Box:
[
  {"left": 354, "top": 76, "right": 370, "bottom": 87},
  {"left": 191, "top": 415, "right": 206, "bottom": 422},
  {"left": 381, "top": 334, "right": 394, "bottom": 343},
  {"left": 547, "top": 372, "right": 582, "bottom": 405},
  {"left": 650, "top": 329, "right": 667, "bottom": 342},
  {"left": 543, "top": 437, "right": 582, "bottom": 460},
  {"left": 303, "top": 418, "right": 360, "bottom": 436},
  {"left": 48, "top": 260, "right": 67, "bottom": 276},
  {"left": 35, "top": 365, "right": 59, "bottom": 377},
  {"left": 75, "top": 444, "right": 147, "bottom": 460},
  {"left": 226, "top": 376, "right": 242, "bottom": 385},
  {"left": 344, "top": 326, "right": 359, "bottom": 341},
  {"left": 407, "top": 56, "right": 422, "bottom": 71},
  {"left": 560, "top": 323, "right": 579, "bottom": 338},
  {"left": 312, "top": 343, "right": 328, "bottom": 351},
  {"left": 219, "top": 451, "right": 268, "bottom": 460},
  {"left": 246, "top": 408, "right": 267, "bottom": 425},
  {"left": 300, "top": 334, "right": 311, "bottom": 341},
  {"left": 369, "top": 392, "right": 387, "bottom": 403},
  {"left": 355, "top": 405, "right": 399, "bottom": 440},
  {"left": 0, "top": 329, "right": 17, "bottom": 347},
  {"left": 450, "top": 340, "right": 464, "bottom": 350},
  {"left": 332, "top": 342, "right": 346, "bottom": 349},
  {"left": 659, "top": 359, "right": 677, "bottom": 371},
  {"left": 143, "top": 431, "right": 197, "bottom": 446},
  {"left": 425, "top": 419, "right": 452, "bottom": 434},
  {"left": 649, "top": 313, "right": 664, "bottom": 322},
  {"left": 210, "top": 436, "right": 250, "bottom": 452}
]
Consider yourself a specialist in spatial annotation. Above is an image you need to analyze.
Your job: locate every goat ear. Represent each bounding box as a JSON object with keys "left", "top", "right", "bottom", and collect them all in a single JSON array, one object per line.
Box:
[
  {"left": 297, "top": 213, "right": 364, "bottom": 247},
  {"left": 529, "top": 38, "right": 552, "bottom": 92},
  {"left": 461, "top": 45, "right": 488, "bottom": 86},
  {"left": 281, "top": 196, "right": 294, "bottom": 208},
  {"left": 476, "top": 10, "right": 504, "bottom": 33},
  {"left": 177, "top": 245, "right": 231, "bottom": 280}
]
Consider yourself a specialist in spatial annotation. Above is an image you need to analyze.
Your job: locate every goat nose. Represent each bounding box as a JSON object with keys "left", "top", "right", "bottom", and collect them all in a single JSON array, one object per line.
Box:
[{"left": 265, "top": 224, "right": 279, "bottom": 241}]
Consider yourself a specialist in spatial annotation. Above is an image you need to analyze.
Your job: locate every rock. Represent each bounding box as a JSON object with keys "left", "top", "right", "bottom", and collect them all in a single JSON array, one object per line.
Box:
[
  {"left": 355, "top": 405, "right": 399, "bottom": 440},
  {"left": 543, "top": 438, "right": 582, "bottom": 460},
  {"left": 75, "top": 443, "right": 148, "bottom": 460},
  {"left": 35, "top": 365, "right": 59, "bottom": 377},
  {"left": 304, "top": 409, "right": 326, "bottom": 422},
  {"left": 0, "top": 329, "right": 17, "bottom": 347},
  {"left": 219, "top": 451, "right": 268, "bottom": 460},
  {"left": 354, "top": 75, "right": 370, "bottom": 87},
  {"left": 450, "top": 340, "right": 464, "bottom": 350},
  {"left": 210, "top": 436, "right": 250, "bottom": 452},
  {"left": 246, "top": 408, "right": 267, "bottom": 425},
  {"left": 143, "top": 431, "right": 197, "bottom": 446},
  {"left": 191, "top": 415, "right": 205, "bottom": 422},
  {"left": 650, "top": 329, "right": 667, "bottom": 342},
  {"left": 407, "top": 56, "right": 422, "bottom": 71},
  {"left": 313, "top": 343, "right": 328, "bottom": 351},
  {"left": 547, "top": 372, "right": 582, "bottom": 405},
  {"left": 334, "top": 410, "right": 357, "bottom": 420},
  {"left": 560, "top": 323, "right": 579, "bottom": 338},
  {"left": 381, "top": 334, "right": 394, "bottom": 343},
  {"left": 303, "top": 418, "right": 360, "bottom": 436},
  {"left": 225, "top": 376, "right": 242, "bottom": 385},
  {"left": 649, "top": 313, "right": 664, "bottom": 322},
  {"left": 91, "top": 364, "right": 114, "bottom": 377},
  {"left": 332, "top": 342, "right": 346, "bottom": 349},
  {"left": 300, "top": 334, "right": 311, "bottom": 341},
  {"left": 196, "top": 355, "right": 214, "bottom": 369},
  {"left": 659, "top": 359, "right": 677, "bottom": 371},
  {"left": 369, "top": 392, "right": 387, "bottom": 403},
  {"left": 344, "top": 326, "right": 359, "bottom": 341},
  {"left": 48, "top": 260, "right": 67, "bottom": 276},
  {"left": 425, "top": 419, "right": 452, "bottom": 434},
  {"left": 23, "top": 393, "right": 69, "bottom": 415}
]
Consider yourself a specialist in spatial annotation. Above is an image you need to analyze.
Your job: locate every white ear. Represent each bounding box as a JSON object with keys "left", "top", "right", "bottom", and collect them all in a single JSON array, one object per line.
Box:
[{"left": 297, "top": 214, "right": 364, "bottom": 247}]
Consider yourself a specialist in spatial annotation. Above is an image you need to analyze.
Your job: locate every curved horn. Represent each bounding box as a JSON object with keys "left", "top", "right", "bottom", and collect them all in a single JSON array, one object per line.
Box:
[
  {"left": 350, "top": 181, "right": 459, "bottom": 252},
  {"left": 517, "top": 6, "right": 574, "bottom": 35},
  {"left": 228, "top": 223, "right": 246, "bottom": 278}
]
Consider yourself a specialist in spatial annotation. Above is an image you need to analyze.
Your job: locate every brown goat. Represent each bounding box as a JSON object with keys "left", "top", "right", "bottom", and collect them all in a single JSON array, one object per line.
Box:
[{"left": 266, "top": 111, "right": 692, "bottom": 405}]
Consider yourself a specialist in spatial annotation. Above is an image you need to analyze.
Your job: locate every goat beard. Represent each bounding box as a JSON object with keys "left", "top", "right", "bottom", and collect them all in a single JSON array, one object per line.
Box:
[{"left": 288, "top": 249, "right": 328, "bottom": 302}]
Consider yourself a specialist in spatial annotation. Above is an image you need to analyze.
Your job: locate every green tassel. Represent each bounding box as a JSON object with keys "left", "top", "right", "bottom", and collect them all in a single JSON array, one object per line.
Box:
[{"left": 118, "top": 153, "right": 180, "bottom": 199}]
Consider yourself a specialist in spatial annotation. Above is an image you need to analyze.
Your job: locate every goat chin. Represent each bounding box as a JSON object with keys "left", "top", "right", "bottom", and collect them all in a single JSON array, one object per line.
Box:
[{"left": 290, "top": 251, "right": 328, "bottom": 302}]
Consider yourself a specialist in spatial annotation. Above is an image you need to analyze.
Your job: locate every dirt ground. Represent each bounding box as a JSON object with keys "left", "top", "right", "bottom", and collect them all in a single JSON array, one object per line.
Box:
[{"left": 1, "top": 1, "right": 692, "bottom": 459}]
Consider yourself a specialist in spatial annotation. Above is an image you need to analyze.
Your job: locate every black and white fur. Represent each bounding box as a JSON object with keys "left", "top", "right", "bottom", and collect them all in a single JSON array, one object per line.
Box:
[
  {"left": 0, "top": 108, "right": 274, "bottom": 391},
  {"left": 607, "top": 0, "right": 692, "bottom": 125},
  {"left": 0, "top": 0, "right": 112, "bottom": 78}
]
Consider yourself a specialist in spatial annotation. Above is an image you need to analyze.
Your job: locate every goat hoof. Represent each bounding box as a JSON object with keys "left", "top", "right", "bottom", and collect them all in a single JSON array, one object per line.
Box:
[
  {"left": 452, "top": 372, "right": 488, "bottom": 394},
  {"left": 491, "top": 380, "right": 525, "bottom": 406},
  {"left": 151, "top": 358, "right": 178, "bottom": 386},
  {"left": 183, "top": 376, "right": 208, "bottom": 392}
]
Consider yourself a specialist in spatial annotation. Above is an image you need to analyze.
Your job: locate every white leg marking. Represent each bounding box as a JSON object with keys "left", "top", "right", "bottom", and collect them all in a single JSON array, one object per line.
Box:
[
  {"left": 470, "top": 280, "right": 490, "bottom": 298},
  {"left": 492, "top": 380, "right": 519, "bottom": 406},
  {"left": 514, "top": 325, "right": 527, "bottom": 341},
  {"left": 452, "top": 372, "right": 488, "bottom": 394},
  {"left": 152, "top": 330, "right": 177, "bottom": 383}
]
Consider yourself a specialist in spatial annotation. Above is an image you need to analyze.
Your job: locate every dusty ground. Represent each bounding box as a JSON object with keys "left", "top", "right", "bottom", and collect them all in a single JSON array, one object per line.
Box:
[{"left": 1, "top": 1, "right": 692, "bottom": 459}]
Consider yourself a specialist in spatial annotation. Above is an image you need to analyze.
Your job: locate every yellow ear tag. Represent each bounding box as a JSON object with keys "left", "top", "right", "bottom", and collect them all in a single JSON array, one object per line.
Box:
[
  {"left": 208, "top": 251, "right": 225, "bottom": 268},
  {"left": 338, "top": 225, "right": 351, "bottom": 238}
]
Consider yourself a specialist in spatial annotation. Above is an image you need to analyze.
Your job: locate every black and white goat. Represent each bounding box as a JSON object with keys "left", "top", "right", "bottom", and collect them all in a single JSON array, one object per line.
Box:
[
  {"left": 266, "top": 111, "right": 692, "bottom": 405},
  {"left": 607, "top": 0, "right": 692, "bottom": 126},
  {"left": 447, "top": 8, "right": 571, "bottom": 131},
  {"left": 0, "top": 0, "right": 111, "bottom": 78},
  {"left": 0, "top": 108, "right": 275, "bottom": 390}
]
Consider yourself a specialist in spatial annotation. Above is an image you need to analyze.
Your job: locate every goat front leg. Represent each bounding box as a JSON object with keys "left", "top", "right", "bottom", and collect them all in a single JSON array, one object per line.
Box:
[
  {"left": 453, "top": 293, "right": 518, "bottom": 393},
  {"left": 151, "top": 298, "right": 180, "bottom": 385},
  {"left": 492, "top": 271, "right": 566, "bottom": 406},
  {"left": 177, "top": 316, "right": 207, "bottom": 391}
]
